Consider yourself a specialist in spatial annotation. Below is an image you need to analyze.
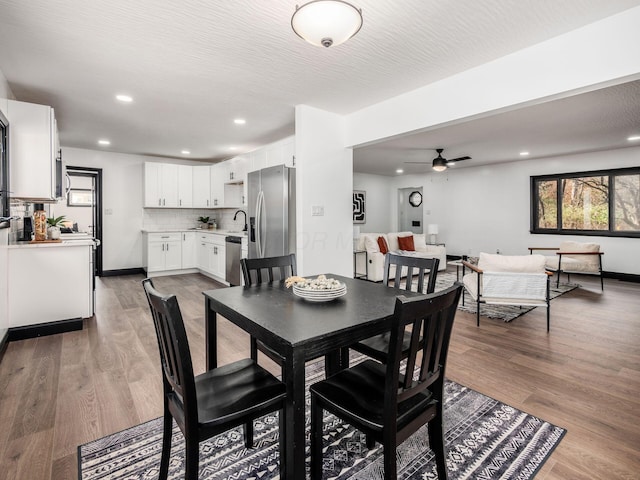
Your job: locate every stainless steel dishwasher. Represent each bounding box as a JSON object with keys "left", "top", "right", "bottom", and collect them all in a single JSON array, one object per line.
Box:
[{"left": 225, "top": 235, "right": 242, "bottom": 286}]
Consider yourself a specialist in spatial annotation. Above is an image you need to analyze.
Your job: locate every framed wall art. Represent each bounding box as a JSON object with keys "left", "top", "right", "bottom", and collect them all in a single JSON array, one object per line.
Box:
[{"left": 353, "top": 190, "right": 366, "bottom": 224}]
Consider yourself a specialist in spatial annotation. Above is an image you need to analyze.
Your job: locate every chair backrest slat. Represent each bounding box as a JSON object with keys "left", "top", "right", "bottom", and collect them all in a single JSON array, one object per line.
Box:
[
  {"left": 143, "top": 279, "right": 197, "bottom": 419},
  {"left": 390, "top": 285, "right": 462, "bottom": 405},
  {"left": 241, "top": 254, "right": 297, "bottom": 286},
  {"left": 383, "top": 253, "right": 439, "bottom": 294}
]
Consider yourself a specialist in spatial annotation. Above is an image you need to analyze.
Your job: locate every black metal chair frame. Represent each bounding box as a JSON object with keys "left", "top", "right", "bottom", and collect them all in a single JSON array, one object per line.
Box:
[
  {"left": 310, "top": 284, "right": 463, "bottom": 480},
  {"left": 142, "top": 278, "right": 287, "bottom": 479},
  {"left": 349, "top": 253, "right": 440, "bottom": 363}
]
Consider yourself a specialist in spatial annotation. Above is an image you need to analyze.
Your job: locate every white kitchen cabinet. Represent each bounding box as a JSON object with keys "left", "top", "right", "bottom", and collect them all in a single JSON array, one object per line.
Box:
[
  {"left": 8, "top": 244, "right": 93, "bottom": 327},
  {"left": 145, "top": 233, "right": 182, "bottom": 272},
  {"left": 178, "top": 165, "right": 193, "bottom": 208},
  {"left": 196, "top": 233, "right": 225, "bottom": 279},
  {"left": 266, "top": 136, "right": 295, "bottom": 168},
  {"left": 7, "top": 100, "right": 62, "bottom": 201},
  {"left": 226, "top": 155, "right": 247, "bottom": 183},
  {"left": 181, "top": 231, "right": 196, "bottom": 268},
  {"left": 192, "top": 165, "right": 211, "bottom": 207},
  {"left": 144, "top": 162, "right": 179, "bottom": 208},
  {"left": 210, "top": 163, "right": 226, "bottom": 207}
]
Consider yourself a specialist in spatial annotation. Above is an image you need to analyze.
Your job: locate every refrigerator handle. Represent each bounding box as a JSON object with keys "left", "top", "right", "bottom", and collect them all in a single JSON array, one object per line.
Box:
[{"left": 256, "top": 190, "right": 263, "bottom": 258}]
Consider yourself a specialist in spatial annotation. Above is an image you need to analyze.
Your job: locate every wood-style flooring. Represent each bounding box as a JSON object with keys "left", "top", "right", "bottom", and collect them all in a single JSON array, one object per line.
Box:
[{"left": 0, "top": 270, "right": 639, "bottom": 479}]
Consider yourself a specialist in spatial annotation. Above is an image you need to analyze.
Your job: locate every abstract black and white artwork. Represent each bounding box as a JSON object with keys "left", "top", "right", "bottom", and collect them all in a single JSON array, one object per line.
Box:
[{"left": 353, "top": 190, "right": 366, "bottom": 224}]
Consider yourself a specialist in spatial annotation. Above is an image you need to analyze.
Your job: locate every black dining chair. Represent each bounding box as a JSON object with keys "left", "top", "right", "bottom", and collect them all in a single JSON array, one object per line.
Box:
[
  {"left": 142, "top": 278, "right": 287, "bottom": 480},
  {"left": 349, "top": 253, "right": 440, "bottom": 363},
  {"left": 310, "top": 284, "right": 462, "bottom": 480},
  {"left": 240, "top": 254, "right": 297, "bottom": 366}
]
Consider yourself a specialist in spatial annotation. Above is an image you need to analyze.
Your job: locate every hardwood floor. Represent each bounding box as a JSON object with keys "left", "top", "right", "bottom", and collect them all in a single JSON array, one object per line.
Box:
[{"left": 0, "top": 270, "right": 639, "bottom": 479}]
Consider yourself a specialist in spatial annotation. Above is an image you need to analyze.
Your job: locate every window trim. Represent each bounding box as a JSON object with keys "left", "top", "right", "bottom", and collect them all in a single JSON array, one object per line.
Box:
[{"left": 530, "top": 166, "right": 640, "bottom": 238}]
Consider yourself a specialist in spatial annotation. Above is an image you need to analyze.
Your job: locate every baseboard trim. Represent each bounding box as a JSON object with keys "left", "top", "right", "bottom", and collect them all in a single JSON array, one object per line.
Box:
[
  {"left": 101, "top": 267, "right": 145, "bottom": 277},
  {"left": 8, "top": 318, "right": 83, "bottom": 341},
  {"left": 603, "top": 271, "right": 640, "bottom": 283}
]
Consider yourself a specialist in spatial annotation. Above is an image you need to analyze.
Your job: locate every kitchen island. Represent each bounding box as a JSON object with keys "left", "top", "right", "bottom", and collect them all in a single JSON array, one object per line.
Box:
[{"left": 7, "top": 239, "right": 94, "bottom": 339}]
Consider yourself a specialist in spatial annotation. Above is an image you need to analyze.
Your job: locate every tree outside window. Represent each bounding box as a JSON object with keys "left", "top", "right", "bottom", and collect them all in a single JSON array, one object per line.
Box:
[{"left": 531, "top": 168, "right": 640, "bottom": 237}]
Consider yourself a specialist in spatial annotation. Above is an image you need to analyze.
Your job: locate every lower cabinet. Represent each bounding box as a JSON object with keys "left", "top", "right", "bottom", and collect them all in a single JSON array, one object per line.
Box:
[
  {"left": 196, "top": 233, "right": 226, "bottom": 279},
  {"left": 145, "top": 233, "right": 182, "bottom": 272},
  {"left": 181, "top": 232, "right": 196, "bottom": 269}
]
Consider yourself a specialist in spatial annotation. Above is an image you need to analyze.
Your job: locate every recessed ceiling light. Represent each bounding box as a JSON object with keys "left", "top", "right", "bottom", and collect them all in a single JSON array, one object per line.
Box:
[
  {"left": 396, "top": 169, "right": 403, "bottom": 174},
  {"left": 234, "top": 118, "right": 246, "bottom": 125},
  {"left": 628, "top": 135, "right": 640, "bottom": 141},
  {"left": 181, "top": 150, "right": 190, "bottom": 155},
  {"left": 98, "top": 139, "right": 111, "bottom": 146},
  {"left": 229, "top": 146, "right": 237, "bottom": 151},
  {"left": 520, "top": 151, "right": 530, "bottom": 156},
  {"left": 115, "top": 94, "right": 133, "bottom": 103}
]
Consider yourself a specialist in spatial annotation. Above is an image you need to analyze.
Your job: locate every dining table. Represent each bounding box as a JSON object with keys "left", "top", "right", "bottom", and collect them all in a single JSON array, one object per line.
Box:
[{"left": 202, "top": 273, "right": 421, "bottom": 480}]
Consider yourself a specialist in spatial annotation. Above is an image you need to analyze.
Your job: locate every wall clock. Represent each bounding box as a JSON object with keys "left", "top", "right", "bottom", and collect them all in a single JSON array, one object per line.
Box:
[{"left": 409, "top": 190, "right": 422, "bottom": 207}]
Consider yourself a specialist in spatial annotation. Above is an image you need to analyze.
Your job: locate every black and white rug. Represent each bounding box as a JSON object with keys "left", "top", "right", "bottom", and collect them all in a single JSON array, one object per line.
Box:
[
  {"left": 433, "top": 272, "right": 578, "bottom": 322},
  {"left": 79, "top": 357, "right": 565, "bottom": 480}
]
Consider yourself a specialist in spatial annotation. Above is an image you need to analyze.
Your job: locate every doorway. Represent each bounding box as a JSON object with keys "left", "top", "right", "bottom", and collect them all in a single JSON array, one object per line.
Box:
[
  {"left": 397, "top": 187, "right": 423, "bottom": 233},
  {"left": 66, "top": 166, "right": 103, "bottom": 276}
]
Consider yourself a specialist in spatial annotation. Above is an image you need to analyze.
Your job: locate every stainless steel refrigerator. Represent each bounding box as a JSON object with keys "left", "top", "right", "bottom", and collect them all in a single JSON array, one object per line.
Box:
[{"left": 248, "top": 165, "right": 296, "bottom": 259}]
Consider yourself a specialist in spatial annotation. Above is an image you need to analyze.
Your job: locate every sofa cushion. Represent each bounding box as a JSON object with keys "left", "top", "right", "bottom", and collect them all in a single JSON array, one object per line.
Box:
[
  {"left": 377, "top": 236, "right": 389, "bottom": 254},
  {"left": 364, "top": 235, "right": 380, "bottom": 253},
  {"left": 478, "top": 252, "right": 546, "bottom": 274},
  {"left": 397, "top": 235, "right": 415, "bottom": 251}
]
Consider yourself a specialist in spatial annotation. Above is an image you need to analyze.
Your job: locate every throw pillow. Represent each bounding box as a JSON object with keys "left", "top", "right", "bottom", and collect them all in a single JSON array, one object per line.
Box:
[
  {"left": 377, "top": 236, "right": 389, "bottom": 254},
  {"left": 364, "top": 235, "right": 380, "bottom": 253},
  {"left": 397, "top": 235, "right": 415, "bottom": 251}
]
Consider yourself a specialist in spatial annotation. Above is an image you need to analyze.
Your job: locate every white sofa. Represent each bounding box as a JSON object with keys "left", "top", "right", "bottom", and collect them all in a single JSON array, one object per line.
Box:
[{"left": 355, "top": 231, "right": 446, "bottom": 282}]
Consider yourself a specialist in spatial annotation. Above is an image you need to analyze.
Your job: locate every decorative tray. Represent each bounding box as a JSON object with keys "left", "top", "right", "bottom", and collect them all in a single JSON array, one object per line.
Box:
[{"left": 287, "top": 275, "right": 347, "bottom": 302}]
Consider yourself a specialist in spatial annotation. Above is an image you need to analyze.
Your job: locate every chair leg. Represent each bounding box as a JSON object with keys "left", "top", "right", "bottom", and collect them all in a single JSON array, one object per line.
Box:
[
  {"left": 428, "top": 417, "right": 448, "bottom": 480},
  {"left": 382, "top": 437, "right": 398, "bottom": 480},
  {"left": 250, "top": 336, "right": 258, "bottom": 361},
  {"left": 278, "top": 407, "right": 286, "bottom": 478},
  {"left": 159, "top": 409, "right": 172, "bottom": 480},
  {"left": 366, "top": 433, "right": 375, "bottom": 450},
  {"left": 476, "top": 300, "right": 480, "bottom": 327},
  {"left": 310, "top": 395, "right": 324, "bottom": 480},
  {"left": 184, "top": 436, "right": 200, "bottom": 480},
  {"left": 600, "top": 273, "right": 604, "bottom": 291},
  {"left": 244, "top": 420, "right": 254, "bottom": 448}
]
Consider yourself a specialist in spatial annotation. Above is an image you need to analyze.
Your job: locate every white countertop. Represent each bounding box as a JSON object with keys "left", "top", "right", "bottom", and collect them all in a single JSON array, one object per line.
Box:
[
  {"left": 8, "top": 239, "right": 96, "bottom": 249},
  {"left": 142, "top": 228, "right": 247, "bottom": 237}
]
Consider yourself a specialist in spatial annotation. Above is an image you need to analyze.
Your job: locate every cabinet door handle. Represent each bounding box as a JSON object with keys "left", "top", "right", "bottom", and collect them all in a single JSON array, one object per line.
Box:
[
  {"left": 180, "top": 199, "right": 182, "bottom": 206},
  {"left": 207, "top": 199, "right": 209, "bottom": 206},
  {"left": 166, "top": 243, "right": 169, "bottom": 251},
  {"left": 162, "top": 244, "right": 165, "bottom": 251},
  {"left": 158, "top": 198, "right": 161, "bottom": 206}
]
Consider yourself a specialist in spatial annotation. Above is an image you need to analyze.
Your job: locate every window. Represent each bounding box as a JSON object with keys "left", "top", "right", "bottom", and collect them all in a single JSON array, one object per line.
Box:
[{"left": 531, "top": 167, "right": 640, "bottom": 237}]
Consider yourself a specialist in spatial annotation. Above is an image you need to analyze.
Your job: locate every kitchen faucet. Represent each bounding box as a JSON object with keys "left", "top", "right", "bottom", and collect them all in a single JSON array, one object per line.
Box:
[{"left": 233, "top": 209, "right": 247, "bottom": 231}]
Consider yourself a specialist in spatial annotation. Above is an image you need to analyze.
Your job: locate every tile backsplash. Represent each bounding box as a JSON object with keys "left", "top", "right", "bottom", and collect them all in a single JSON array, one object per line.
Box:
[{"left": 143, "top": 207, "right": 248, "bottom": 232}]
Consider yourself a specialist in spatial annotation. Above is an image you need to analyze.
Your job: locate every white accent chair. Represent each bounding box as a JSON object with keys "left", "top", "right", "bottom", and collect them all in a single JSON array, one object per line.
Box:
[
  {"left": 528, "top": 241, "right": 604, "bottom": 290},
  {"left": 462, "top": 252, "right": 553, "bottom": 331},
  {"left": 354, "top": 232, "right": 446, "bottom": 282}
]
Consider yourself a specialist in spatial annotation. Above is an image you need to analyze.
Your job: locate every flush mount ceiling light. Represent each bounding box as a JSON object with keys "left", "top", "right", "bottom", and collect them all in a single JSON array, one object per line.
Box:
[
  {"left": 98, "top": 139, "right": 110, "bottom": 146},
  {"left": 181, "top": 150, "right": 190, "bottom": 155},
  {"left": 115, "top": 94, "right": 133, "bottom": 103},
  {"left": 291, "top": 0, "right": 363, "bottom": 48}
]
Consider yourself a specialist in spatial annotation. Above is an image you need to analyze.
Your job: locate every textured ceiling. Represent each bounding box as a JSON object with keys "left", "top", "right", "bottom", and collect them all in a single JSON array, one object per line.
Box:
[{"left": 0, "top": 0, "right": 639, "bottom": 167}]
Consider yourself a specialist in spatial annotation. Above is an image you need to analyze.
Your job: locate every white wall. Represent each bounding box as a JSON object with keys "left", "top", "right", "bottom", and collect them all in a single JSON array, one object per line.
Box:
[
  {"left": 367, "top": 146, "right": 640, "bottom": 275},
  {"left": 0, "top": 66, "right": 15, "bottom": 114},
  {"left": 352, "top": 173, "right": 394, "bottom": 233},
  {"left": 295, "top": 105, "right": 352, "bottom": 277}
]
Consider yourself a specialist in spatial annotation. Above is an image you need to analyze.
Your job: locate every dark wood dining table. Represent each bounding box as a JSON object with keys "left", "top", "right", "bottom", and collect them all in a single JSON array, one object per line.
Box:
[{"left": 202, "top": 273, "right": 419, "bottom": 480}]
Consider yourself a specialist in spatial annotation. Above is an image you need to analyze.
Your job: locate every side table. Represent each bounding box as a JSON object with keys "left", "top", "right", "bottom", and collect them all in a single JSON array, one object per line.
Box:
[{"left": 353, "top": 250, "right": 368, "bottom": 280}]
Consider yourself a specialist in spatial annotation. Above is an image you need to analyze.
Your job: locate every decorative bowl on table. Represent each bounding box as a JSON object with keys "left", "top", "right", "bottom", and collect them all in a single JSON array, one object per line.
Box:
[{"left": 287, "top": 275, "right": 347, "bottom": 302}]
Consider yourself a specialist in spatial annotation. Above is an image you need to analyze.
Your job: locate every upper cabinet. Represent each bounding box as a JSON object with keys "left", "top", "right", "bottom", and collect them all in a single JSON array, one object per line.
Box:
[
  {"left": 7, "top": 100, "right": 62, "bottom": 201},
  {"left": 177, "top": 165, "right": 193, "bottom": 208},
  {"left": 192, "top": 165, "right": 211, "bottom": 208},
  {"left": 249, "top": 136, "right": 295, "bottom": 174},
  {"left": 144, "top": 162, "right": 179, "bottom": 207}
]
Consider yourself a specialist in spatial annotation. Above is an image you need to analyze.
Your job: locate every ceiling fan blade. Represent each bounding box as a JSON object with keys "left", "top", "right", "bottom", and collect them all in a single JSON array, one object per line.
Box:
[
  {"left": 404, "top": 161, "right": 430, "bottom": 164},
  {"left": 447, "top": 156, "right": 471, "bottom": 162}
]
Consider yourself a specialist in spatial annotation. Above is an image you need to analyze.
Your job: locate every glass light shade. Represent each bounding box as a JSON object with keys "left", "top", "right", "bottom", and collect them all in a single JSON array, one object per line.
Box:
[
  {"left": 292, "top": 0, "right": 363, "bottom": 48},
  {"left": 432, "top": 157, "right": 447, "bottom": 171}
]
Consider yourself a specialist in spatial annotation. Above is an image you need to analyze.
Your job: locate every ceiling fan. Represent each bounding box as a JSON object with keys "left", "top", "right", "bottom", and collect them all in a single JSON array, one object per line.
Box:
[{"left": 405, "top": 148, "right": 472, "bottom": 172}]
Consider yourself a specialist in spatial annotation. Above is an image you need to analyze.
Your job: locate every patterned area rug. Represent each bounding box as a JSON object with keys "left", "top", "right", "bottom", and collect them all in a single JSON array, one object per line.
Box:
[
  {"left": 79, "top": 357, "right": 565, "bottom": 480},
  {"left": 433, "top": 272, "right": 578, "bottom": 322}
]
